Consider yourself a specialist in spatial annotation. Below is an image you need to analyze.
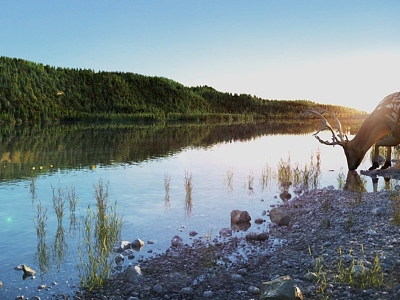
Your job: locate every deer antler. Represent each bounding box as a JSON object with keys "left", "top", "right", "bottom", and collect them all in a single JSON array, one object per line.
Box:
[{"left": 304, "top": 108, "right": 348, "bottom": 146}]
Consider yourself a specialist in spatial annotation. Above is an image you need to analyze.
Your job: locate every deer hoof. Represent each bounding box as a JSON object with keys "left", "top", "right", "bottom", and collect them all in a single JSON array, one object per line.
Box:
[
  {"left": 368, "top": 162, "right": 379, "bottom": 170},
  {"left": 381, "top": 161, "right": 392, "bottom": 169}
]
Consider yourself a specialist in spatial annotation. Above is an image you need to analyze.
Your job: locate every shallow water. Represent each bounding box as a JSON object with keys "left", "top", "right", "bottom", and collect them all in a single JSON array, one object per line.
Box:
[{"left": 0, "top": 120, "right": 396, "bottom": 299}]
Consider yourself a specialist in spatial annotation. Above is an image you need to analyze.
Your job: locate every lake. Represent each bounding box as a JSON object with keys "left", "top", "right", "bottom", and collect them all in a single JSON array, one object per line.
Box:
[{"left": 0, "top": 119, "right": 396, "bottom": 299}]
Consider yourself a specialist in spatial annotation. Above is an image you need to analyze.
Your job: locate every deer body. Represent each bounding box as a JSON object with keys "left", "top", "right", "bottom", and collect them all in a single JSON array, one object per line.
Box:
[{"left": 306, "top": 92, "right": 400, "bottom": 170}]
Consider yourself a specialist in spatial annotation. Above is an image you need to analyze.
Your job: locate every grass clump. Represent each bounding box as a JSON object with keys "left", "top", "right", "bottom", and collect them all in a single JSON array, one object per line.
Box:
[
  {"left": 77, "top": 178, "right": 123, "bottom": 292},
  {"left": 308, "top": 245, "right": 384, "bottom": 299}
]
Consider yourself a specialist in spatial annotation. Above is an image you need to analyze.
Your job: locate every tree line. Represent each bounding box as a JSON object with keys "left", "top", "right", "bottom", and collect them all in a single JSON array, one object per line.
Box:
[{"left": 0, "top": 56, "right": 366, "bottom": 124}]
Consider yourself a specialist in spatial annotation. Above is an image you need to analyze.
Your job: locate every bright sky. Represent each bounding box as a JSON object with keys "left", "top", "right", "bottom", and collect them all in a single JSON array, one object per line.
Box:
[{"left": 1, "top": 1, "right": 400, "bottom": 112}]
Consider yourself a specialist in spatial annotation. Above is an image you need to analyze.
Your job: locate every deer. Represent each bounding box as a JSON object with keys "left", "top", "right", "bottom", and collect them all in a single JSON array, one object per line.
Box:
[{"left": 305, "top": 92, "right": 400, "bottom": 170}]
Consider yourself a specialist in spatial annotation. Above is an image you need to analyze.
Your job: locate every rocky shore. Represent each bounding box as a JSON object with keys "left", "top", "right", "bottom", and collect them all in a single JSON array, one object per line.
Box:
[{"left": 77, "top": 186, "right": 400, "bottom": 300}]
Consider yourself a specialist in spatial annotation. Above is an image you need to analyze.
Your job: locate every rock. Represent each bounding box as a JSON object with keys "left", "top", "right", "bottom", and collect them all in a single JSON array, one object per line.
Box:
[
  {"left": 203, "top": 290, "right": 213, "bottom": 297},
  {"left": 180, "top": 287, "right": 193, "bottom": 295},
  {"left": 131, "top": 238, "right": 145, "bottom": 250},
  {"left": 189, "top": 231, "right": 198, "bottom": 237},
  {"left": 245, "top": 232, "right": 269, "bottom": 242},
  {"left": 259, "top": 275, "right": 303, "bottom": 300},
  {"left": 153, "top": 283, "right": 163, "bottom": 294},
  {"left": 219, "top": 228, "right": 232, "bottom": 237},
  {"left": 280, "top": 191, "right": 292, "bottom": 201},
  {"left": 21, "top": 264, "right": 36, "bottom": 277},
  {"left": 320, "top": 217, "right": 330, "bottom": 228},
  {"left": 124, "top": 265, "right": 142, "bottom": 284},
  {"left": 115, "top": 254, "right": 124, "bottom": 265},
  {"left": 269, "top": 208, "right": 290, "bottom": 226},
  {"left": 113, "top": 241, "right": 130, "bottom": 252},
  {"left": 372, "top": 207, "right": 385, "bottom": 216},
  {"left": 351, "top": 265, "right": 370, "bottom": 277},
  {"left": 171, "top": 235, "right": 183, "bottom": 247},
  {"left": 248, "top": 285, "right": 259, "bottom": 295},
  {"left": 255, "top": 218, "right": 264, "bottom": 224},
  {"left": 231, "top": 209, "right": 251, "bottom": 223},
  {"left": 231, "top": 273, "right": 244, "bottom": 282},
  {"left": 38, "top": 284, "right": 46, "bottom": 290},
  {"left": 147, "top": 240, "right": 155, "bottom": 244}
]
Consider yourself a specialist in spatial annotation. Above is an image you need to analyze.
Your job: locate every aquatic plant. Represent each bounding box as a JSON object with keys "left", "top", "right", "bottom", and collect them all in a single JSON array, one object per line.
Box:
[
  {"left": 77, "top": 178, "right": 123, "bottom": 291},
  {"left": 33, "top": 201, "right": 51, "bottom": 276}
]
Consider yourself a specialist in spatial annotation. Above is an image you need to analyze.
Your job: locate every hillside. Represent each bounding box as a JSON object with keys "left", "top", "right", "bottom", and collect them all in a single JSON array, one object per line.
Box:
[{"left": 0, "top": 56, "right": 366, "bottom": 124}]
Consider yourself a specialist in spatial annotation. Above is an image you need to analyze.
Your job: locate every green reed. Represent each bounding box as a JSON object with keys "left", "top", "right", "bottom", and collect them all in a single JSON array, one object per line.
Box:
[
  {"left": 201, "top": 229, "right": 217, "bottom": 268},
  {"left": 260, "top": 162, "right": 272, "bottom": 192},
  {"left": 308, "top": 245, "right": 383, "bottom": 299},
  {"left": 78, "top": 178, "right": 123, "bottom": 291},
  {"left": 33, "top": 201, "right": 51, "bottom": 276},
  {"left": 51, "top": 184, "right": 66, "bottom": 224},
  {"left": 277, "top": 151, "right": 321, "bottom": 191}
]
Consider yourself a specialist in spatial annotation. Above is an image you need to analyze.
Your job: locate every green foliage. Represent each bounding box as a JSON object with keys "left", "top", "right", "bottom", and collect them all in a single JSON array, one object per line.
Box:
[{"left": 0, "top": 56, "right": 366, "bottom": 124}]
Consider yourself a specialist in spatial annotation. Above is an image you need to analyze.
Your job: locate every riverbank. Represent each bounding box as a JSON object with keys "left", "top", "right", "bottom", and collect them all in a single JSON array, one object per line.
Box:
[{"left": 76, "top": 187, "right": 400, "bottom": 300}]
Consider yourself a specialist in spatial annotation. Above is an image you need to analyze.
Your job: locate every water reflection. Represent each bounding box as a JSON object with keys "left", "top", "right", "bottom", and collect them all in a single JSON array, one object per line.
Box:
[
  {"left": 0, "top": 119, "right": 364, "bottom": 183},
  {"left": 164, "top": 173, "right": 171, "bottom": 213},
  {"left": 184, "top": 169, "right": 193, "bottom": 219},
  {"left": 343, "top": 171, "right": 366, "bottom": 192}
]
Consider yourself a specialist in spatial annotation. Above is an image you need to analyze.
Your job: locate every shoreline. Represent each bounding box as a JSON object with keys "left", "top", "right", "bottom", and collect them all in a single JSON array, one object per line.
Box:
[{"left": 78, "top": 187, "right": 400, "bottom": 299}]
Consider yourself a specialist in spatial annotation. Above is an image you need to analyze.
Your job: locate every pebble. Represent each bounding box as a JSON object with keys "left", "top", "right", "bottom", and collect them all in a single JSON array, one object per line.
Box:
[{"left": 80, "top": 188, "right": 400, "bottom": 300}]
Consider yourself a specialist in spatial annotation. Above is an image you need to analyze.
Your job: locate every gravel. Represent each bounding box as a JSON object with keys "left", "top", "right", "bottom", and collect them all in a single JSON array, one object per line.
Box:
[{"left": 77, "top": 188, "right": 400, "bottom": 300}]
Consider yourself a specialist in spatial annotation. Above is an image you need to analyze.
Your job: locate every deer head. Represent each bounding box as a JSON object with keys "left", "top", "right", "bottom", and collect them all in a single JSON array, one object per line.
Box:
[
  {"left": 305, "top": 92, "right": 400, "bottom": 170},
  {"left": 304, "top": 108, "right": 363, "bottom": 170}
]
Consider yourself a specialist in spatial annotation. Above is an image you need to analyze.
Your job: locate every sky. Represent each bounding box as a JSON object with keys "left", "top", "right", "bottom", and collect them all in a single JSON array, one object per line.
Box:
[{"left": 1, "top": 1, "right": 400, "bottom": 113}]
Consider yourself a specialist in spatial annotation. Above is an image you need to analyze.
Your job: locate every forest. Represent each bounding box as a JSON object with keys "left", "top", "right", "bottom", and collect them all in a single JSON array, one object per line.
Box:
[{"left": 0, "top": 56, "right": 367, "bottom": 124}]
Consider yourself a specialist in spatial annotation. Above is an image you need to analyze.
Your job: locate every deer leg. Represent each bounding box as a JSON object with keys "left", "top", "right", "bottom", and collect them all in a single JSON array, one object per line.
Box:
[
  {"left": 381, "top": 146, "right": 392, "bottom": 169},
  {"left": 371, "top": 136, "right": 400, "bottom": 170}
]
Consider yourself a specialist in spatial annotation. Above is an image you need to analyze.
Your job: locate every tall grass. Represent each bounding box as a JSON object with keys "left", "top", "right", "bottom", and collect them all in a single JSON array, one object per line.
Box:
[
  {"left": 77, "top": 178, "right": 123, "bottom": 291},
  {"left": 33, "top": 201, "right": 51, "bottom": 276},
  {"left": 277, "top": 151, "right": 321, "bottom": 191}
]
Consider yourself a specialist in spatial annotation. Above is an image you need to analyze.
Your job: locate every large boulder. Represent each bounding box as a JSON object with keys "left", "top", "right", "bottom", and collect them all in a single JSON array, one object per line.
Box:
[
  {"left": 269, "top": 208, "right": 290, "bottom": 226},
  {"left": 259, "top": 275, "right": 303, "bottom": 300},
  {"left": 230, "top": 210, "right": 251, "bottom": 223}
]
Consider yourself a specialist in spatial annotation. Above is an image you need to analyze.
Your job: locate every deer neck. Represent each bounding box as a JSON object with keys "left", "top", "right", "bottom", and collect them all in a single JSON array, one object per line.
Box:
[{"left": 348, "top": 111, "right": 391, "bottom": 153}]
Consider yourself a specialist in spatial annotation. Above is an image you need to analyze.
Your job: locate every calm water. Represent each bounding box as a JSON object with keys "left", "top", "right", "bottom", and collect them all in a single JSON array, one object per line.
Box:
[{"left": 0, "top": 120, "right": 396, "bottom": 299}]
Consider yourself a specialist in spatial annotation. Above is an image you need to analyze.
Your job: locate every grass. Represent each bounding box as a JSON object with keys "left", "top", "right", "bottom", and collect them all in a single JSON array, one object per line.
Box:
[
  {"left": 260, "top": 163, "right": 272, "bottom": 192},
  {"left": 51, "top": 183, "right": 66, "bottom": 224},
  {"left": 78, "top": 178, "right": 123, "bottom": 292},
  {"left": 277, "top": 151, "right": 321, "bottom": 191},
  {"left": 308, "top": 245, "right": 384, "bottom": 299},
  {"left": 201, "top": 229, "right": 217, "bottom": 268},
  {"left": 33, "top": 200, "right": 51, "bottom": 275},
  {"left": 31, "top": 178, "right": 122, "bottom": 291}
]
